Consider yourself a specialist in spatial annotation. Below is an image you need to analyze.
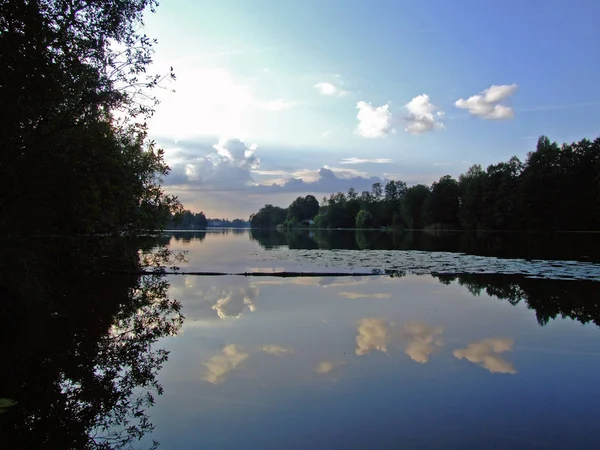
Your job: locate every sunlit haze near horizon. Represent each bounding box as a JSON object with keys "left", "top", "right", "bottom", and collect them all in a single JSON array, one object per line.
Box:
[{"left": 143, "top": 0, "right": 600, "bottom": 219}]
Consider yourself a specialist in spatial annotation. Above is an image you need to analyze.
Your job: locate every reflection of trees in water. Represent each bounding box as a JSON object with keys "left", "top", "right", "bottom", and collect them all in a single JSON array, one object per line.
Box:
[
  {"left": 169, "top": 231, "right": 207, "bottom": 244},
  {"left": 435, "top": 274, "right": 600, "bottom": 328},
  {"left": 0, "top": 238, "right": 183, "bottom": 449},
  {"left": 249, "top": 229, "right": 288, "bottom": 249},
  {"left": 249, "top": 229, "right": 600, "bottom": 263},
  {"left": 169, "top": 228, "right": 248, "bottom": 245}
]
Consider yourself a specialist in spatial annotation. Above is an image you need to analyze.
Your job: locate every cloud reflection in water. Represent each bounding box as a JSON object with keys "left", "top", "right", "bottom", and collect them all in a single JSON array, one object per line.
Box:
[{"left": 454, "top": 338, "right": 517, "bottom": 374}]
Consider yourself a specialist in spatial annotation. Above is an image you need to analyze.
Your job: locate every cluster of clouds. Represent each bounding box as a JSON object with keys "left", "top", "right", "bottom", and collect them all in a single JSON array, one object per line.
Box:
[
  {"left": 201, "top": 337, "right": 517, "bottom": 386},
  {"left": 160, "top": 78, "right": 519, "bottom": 201},
  {"left": 166, "top": 138, "right": 388, "bottom": 194},
  {"left": 200, "top": 327, "right": 516, "bottom": 386},
  {"left": 193, "top": 281, "right": 517, "bottom": 385},
  {"left": 354, "top": 83, "right": 518, "bottom": 138},
  {"left": 354, "top": 317, "right": 516, "bottom": 372},
  {"left": 169, "top": 137, "right": 260, "bottom": 190}
]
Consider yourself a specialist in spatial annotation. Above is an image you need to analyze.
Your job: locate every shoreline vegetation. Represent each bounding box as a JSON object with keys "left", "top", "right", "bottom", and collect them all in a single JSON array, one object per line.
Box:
[{"left": 249, "top": 135, "right": 600, "bottom": 233}]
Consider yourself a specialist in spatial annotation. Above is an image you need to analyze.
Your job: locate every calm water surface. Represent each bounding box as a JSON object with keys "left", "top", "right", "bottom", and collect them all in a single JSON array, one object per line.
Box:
[{"left": 141, "top": 230, "right": 600, "bottom": 449}]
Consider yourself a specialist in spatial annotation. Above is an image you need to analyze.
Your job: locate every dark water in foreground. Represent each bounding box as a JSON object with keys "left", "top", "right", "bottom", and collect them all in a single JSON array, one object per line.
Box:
[{"left": 2, "top": 230, "right": 600, "bottom": 449}]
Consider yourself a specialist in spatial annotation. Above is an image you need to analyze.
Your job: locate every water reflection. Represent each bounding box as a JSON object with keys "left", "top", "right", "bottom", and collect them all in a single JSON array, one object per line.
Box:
[
  {"left": 0, "top": 238, "right": 182, "bottom": 449},
  {"left": 354, "top": 318, "right": 444, "bottom": 363},
  {"left": 401, "top": 322, "right": 444, "bottom": 364},
  {"left": 168, "top": 228, "right": 248, "bottom": 244},
  {"left": 436, "top": 274, "right": 600, "bottom": 326},
  {"left": 454, "top": 338, "right": 517, "bottom": 374},
  {"left": 250, "top": 228, "right": 600, "bottom": 262},
  {"left": 171, "top": 276, "right": 259, "bottom": 322},
  {"left": 170, "top": 230, "right": 206, "bottom": 244},
  {"left": 142, "top": 266, "right": 600, "bottom": 448},
  {"left": 202, "top": 344, "right": 295, "bottom": 385},
  {"left": 261, "top": 345, "right": 294, "bottom": 356},
  {"left": 313, "top": 361, "right": 346, "bottom": 375},
  {"left": 7, "top": 230, "right": 600, "bottom": 448},
  {"left": 355, "top": 318, "right": 391, "bottom": 355},
  {"left": 203, "top": 345, "right": 250, "bottom": 385}
]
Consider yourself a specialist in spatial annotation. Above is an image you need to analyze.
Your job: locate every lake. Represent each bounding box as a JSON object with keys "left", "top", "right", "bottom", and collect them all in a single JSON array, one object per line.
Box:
[
  {"left": 143, "top": 229, "right": 600, "bottom": 449},
  {"left": 2, "top": 229, "right": 600, "bottom": 449}
]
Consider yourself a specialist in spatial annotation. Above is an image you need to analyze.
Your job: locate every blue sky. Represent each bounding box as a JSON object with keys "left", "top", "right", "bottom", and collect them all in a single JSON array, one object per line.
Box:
[{"left": 144, "top": 0, "right": 600, "bottom": 218}]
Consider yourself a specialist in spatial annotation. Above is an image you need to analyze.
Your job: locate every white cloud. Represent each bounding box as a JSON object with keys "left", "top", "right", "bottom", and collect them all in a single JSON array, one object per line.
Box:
[
  {"left": 356, "top": 101, "right": 394, "bottom": 138},
  {"left": 314, "top": 360, "right": 346, "bottom": 374},
  {"left": 261, "top": 345, "right": 294, "bottom": 356},
  {"left": 169, "top": 137, "right": 261, "bottom": 190},
  {"left": 455, "top": 84, "right": 518, "bottom": 120},
  {"left": 404, "top": 94, "right": 444, "bottom": 134},
  {"left": 314, "top": 82, "right": 346, "bottom": 96},
  {"left": 401, "top": 322, "right": 444, "bottom": 363},
  {"left": 203, "top": 345, "right": 249, "bottom": 384},
  {"left": 213, "top": 137, "right": 260, "bottom": 167},
  {"left": 259, "top": 99, "right": 296, "bottom": 111},
  {"left": 453, "top": 337, "right": 517, "bottom": 374},
  {"left": 355, "top": 318, "right": 391, "bottom": 355},
  {"left": 340, "top": 157, "right": 393, "bottom": 165}
]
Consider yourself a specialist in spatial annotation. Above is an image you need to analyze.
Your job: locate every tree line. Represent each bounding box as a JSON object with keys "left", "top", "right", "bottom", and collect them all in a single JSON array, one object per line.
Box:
[
  {"left": 250, "top": 135, "right": 600, "bottom": 231},
  {"left": 167, "top": 209, "right": 250, "bottom": 229}
]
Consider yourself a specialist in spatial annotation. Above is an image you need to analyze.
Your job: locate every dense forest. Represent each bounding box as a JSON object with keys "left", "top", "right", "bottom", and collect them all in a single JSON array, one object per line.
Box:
[{"left": 250, "top": 136, "right": 600, "bottom": 232}]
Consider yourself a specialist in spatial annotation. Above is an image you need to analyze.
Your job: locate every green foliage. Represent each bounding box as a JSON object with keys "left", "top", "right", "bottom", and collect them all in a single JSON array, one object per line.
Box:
[
  {"left": 401, "top": 185, "right": 431, "bottom": 229},
  {"left": 249, "top": 204, "right": 288, "bottom": 228},
  {"left": 313, "top": 213, "right": 327, "bottom": 228},
  {"left": 286, "top": 195, "right": 320, "bottom": 223},
  {"left": 423, "top": 175, "right": 460, "bottom": 227},
  {"left": 169, "top": 209, "right": 208, "bottom": 229},
  {"left": 355, "top": 210, "right": 374, "bottom": 228},
  {"left": 519, "top": 137, "right": 600, "bottom": 230},
  {"left": 458, "top": 165, "right": 487, "bottom": 229},
  {"left": 0, "top": 0, "right": 179, "bottom": 236}
]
